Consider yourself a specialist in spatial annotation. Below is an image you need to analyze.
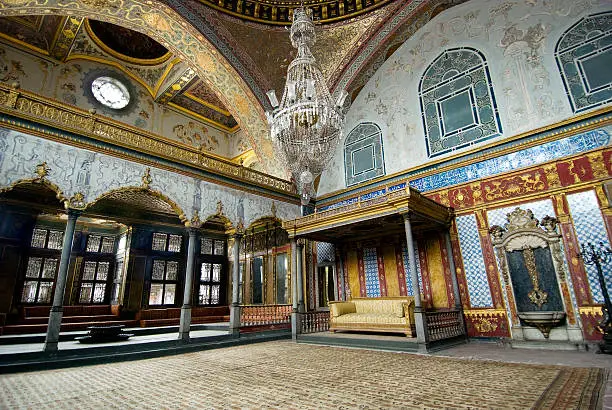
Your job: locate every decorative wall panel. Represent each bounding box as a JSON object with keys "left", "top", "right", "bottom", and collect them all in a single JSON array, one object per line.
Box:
[
  {"left": 363, "top": 247, "right": 381, "bottom": 298},
  {"left": 566, "top": 190, "right": 612, "bottom": 304},
  {"left": 0, "top": 128, "right": 299, "bottom": 226},
  {"left": 456, "top": 214, "right": 493, "bottom": 308},
  {"left": 401, "top": 241, "right": 422, "bottom": 297}
]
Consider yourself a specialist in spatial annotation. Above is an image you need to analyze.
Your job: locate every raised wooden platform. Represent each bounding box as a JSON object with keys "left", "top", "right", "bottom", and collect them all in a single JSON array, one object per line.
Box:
[{"left": 2, "top": 305, "right": 137, "bottom": 335}]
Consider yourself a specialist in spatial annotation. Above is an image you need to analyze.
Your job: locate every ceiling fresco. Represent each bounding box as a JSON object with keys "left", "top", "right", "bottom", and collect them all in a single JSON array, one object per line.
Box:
[
  {"left": 0, "top": 15, "right": 239, "bottom": 133},
  {"left": 0, "top": 0, "right": 466, "bottom": 174}
]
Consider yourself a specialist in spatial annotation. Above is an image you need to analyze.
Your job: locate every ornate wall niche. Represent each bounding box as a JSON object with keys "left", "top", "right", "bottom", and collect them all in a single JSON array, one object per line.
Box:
[{"left": 490, "top": 208, "right": 582, "bottom": 342}]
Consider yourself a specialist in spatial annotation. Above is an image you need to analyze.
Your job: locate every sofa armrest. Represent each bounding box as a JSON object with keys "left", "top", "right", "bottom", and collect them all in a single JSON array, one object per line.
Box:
[
  {"left": 402, "top": 301, "right": 415, "bottom": 325},
  {"left": 329, "top": 301, "right": 356, "bottom": 318}
]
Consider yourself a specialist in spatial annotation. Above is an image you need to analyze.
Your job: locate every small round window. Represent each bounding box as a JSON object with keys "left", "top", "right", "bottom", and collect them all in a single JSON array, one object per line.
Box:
[{"left": 91, "top": 76, "right": 130, "bottom": 109}]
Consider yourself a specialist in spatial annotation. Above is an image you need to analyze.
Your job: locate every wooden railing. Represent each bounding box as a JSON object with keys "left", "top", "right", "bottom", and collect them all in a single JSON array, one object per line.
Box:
[
  {"left": 300, "top": 311, "right": 330, "bottom": 334},
  {"left": 240, "top": 304, "right": 292, "bottom": 327},
  {"left": 425, "top": 310, "right": 465, "bottom": 342}
]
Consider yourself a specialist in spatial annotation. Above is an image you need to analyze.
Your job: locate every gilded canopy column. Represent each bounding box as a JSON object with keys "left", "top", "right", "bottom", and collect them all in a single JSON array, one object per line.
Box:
[
  {"left": 403, "top": 213, "right": 428, "bottom": 345},
  {"left": 44, "top": 197, "right": 84, "bottom": 352},
  {"left": 296, "top": 238, "right": 306, "bottom": 314}
]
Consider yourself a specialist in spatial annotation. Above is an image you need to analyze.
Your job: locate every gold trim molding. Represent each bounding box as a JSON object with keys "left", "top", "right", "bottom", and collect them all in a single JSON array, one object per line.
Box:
[{"left": 0, "top": 82, "right": 297, "bottom": 200}]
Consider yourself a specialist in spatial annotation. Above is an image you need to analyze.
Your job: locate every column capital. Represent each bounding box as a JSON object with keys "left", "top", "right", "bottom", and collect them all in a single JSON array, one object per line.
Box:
[
  {"left": 64, "top": 192, "right": 87, "bottom": 213},
  {"left": 185, "top": 210, "right": 203, "bottom": 229},
  {"left": 186, "top": 226, "right": 199, "bottom": 237},
  {"left": 401, "top": 211, "right": 413, "bottom": 221},
  {"left": 66, "top": 207, "right": 83, "bottom": 219}
]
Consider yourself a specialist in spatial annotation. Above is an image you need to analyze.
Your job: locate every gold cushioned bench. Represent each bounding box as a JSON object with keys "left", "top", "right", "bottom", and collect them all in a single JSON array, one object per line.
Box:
[{"left": 329, "top": 297, "right": 415, "bottom": 337}]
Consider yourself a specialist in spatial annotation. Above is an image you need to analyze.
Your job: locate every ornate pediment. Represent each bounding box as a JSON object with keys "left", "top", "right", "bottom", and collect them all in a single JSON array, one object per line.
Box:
[{"left": 489, "top": 207, "right": 559, "bottom": 246}]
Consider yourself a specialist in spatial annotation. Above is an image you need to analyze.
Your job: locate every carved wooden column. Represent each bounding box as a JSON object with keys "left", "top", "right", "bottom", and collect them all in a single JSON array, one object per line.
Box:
[{"left": 44, "top": 202, "right": 82, "bottom": 352}]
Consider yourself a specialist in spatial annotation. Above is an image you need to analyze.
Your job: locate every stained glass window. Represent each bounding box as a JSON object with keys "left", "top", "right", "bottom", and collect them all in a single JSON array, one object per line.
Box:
[
  {"left": 79, "top": 260, "right": 111, "bottom": 304},
  {"left": 91, "top": 76, "right": 130, "bottom": 109},
  {"left": 47, "top": 230, "right": 64, "bottom": 250},
  {"left": 199, "top": 262, "right": 223, "bottom": 305},
  {"left": 201, "top": 238, "right": 213, "bottom": 255},
  {"left": 21, "top": 257, "right": 58, "bottom": 303},
  {"left": 31, "top": 229, "right": 47, "bottom": 248},
  {"left": 100, "top": 237, "right": 115, "bottom": 253},
  {"left": 152, "top": 233, "right": 167, "bottom": 251},
  {"left": 555, "top": 12, "right": 612, "bottom": 112},
  {"left": 149, "top": 259, "right": 180, "bottom": 305},
  {"left": 213, "top": 240, "right": 225, "bottom": 256},
  {"left": 344, "top": 122, "right": 385, "bottom": 186},
  {"left": 87, "top": 235, "right": 101, "bottom": 252},
  {"left": 168, "top": 235, "right": 182, "bottom": 252},
  {"left": 419, "top": 47, "right": 502, "bottom": 157}
]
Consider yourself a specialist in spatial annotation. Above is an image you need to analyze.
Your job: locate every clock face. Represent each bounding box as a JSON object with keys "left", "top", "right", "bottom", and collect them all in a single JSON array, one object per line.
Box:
[{"left": 91, "top": 76, "right": 130, "bottom": 109}]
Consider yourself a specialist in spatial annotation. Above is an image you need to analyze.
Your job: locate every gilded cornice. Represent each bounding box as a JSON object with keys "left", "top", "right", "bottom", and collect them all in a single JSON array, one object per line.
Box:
[
  {"left": 197, "top": 0, "right": 395, "bottom": 25},
  {"left": 0, "top": 82, "right": 298, "bottom": 202},
  {"left": 283, "top": 185, "right": 452, "bottom": 237}
]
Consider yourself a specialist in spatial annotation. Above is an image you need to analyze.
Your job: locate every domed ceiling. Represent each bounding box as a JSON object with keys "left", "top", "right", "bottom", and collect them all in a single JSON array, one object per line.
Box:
[
  {"left": 0, "top": 0, "right": 463, "bottom": 168},
  {"left": 197, "top": 0, "right": 396, "bottom": 25}
]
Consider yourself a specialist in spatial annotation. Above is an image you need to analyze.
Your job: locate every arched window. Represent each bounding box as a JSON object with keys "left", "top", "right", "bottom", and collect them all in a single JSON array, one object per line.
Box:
[
  {"left": 419, "top": 47, "right": 502, "bottom": 157},
  {"left": 344, "top": 122, "right": 385, "bottom": 186},
  {"left": 555, "top": 12, "right": 612, "bottom": 113}
]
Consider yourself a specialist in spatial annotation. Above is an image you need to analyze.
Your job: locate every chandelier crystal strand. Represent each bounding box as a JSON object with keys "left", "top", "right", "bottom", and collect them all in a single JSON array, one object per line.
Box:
[{"left": 267, "top": 7, "right": 348, "bottom": 206}]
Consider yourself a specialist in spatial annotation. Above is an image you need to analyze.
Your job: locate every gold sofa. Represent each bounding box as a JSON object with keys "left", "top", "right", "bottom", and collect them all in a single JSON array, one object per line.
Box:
[{"left": 329, "top": 297, "right": 415, "bottom": 337}]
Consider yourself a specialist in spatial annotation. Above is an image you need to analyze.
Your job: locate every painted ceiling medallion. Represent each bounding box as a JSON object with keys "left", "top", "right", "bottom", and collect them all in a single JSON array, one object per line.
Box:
[{"left": 198, "top": 0, "right": 394, "bottom": 24}]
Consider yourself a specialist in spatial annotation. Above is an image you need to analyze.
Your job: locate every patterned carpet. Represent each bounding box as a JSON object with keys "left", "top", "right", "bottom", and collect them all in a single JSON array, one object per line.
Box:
[{"left": 0, "top": 341, "right": 606, "bottom": 409}]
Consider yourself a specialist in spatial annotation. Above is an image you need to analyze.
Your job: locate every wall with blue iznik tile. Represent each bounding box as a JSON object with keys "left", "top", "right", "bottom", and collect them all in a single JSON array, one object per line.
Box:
[
  {"left": 402, "top": 242, "right": 422, "bottom": 297},
  {"left": 319, "top": 0, "right": 612, "bottom": 196},
  {"left": 363, "top": 248, "right": 381, "bottom": 297},
  {"left": 566, "top": 190, "right": 612, "bottom": 304},
  {"left": 456, "top": 214, "right": 493, "bottom": 308}
]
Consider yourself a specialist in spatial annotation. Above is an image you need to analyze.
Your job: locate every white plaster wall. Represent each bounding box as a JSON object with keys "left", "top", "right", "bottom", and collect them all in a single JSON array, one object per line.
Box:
[
  {"left": 0, "top": 127, "right": 299, "bottom": 227},
  {"left": 319, "top": 0, "right": 612, "bottom": 195}
]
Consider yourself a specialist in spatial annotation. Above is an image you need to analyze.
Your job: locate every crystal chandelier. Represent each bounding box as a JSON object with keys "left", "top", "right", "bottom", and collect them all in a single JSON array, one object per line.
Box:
[{"left": 266, "top": 6, "right": 349, "bottom": 206}]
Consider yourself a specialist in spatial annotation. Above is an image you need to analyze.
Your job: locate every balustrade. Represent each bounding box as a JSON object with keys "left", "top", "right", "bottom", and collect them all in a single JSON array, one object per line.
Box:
[
  {"left": 240, "top": 304, "right": 292, "bottom": 327},
  {"left": 300, "top": 311, "right": 330, "bottom": 334},
  {"left": 425, "top": 310, "right": 465, "bottom": 342}
]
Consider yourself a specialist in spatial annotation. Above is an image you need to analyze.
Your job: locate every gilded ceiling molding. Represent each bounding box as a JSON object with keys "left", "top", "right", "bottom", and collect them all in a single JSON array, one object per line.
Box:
[
  {"left": 0, "top": 82, "right": 297, "bottom": 200},
  {"left": 0, "top": 0, "right": 281, "bottom": 176},
  {"left": 196, "top": 0, "right": 395, "bottom": 25},
  {"left": 156, "top": 67, "right": 196, "bottom": 104},
  {"left": 49, "top": 16, "right": 84, "bottom": 61}
]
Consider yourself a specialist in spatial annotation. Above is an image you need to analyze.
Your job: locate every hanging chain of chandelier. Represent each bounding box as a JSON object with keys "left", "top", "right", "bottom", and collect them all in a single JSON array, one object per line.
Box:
[{"left": 266, "top": 7, "right": 349, "bottom": 206}]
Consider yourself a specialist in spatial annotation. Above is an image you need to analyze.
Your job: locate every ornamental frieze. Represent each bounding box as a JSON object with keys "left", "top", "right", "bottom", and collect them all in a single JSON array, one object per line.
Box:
[{"left": 0, "top": 83, "right": 296, "bottom": 199}]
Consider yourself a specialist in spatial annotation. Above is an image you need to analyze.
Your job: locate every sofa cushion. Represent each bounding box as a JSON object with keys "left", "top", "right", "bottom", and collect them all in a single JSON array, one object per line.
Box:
[
  {"left": 331, "top": 302, "right": 356, "bottom": 318},
  {"left": 353, "top": 299, "right": 404, "bottom": 318},
  {"left": 333, "top": 313, "right": 405, "bottom": 325}
]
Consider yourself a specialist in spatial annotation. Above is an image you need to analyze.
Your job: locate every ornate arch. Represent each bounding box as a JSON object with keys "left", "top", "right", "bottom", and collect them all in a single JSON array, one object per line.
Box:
[
  {"left": 0, "top": 0, "right": 278, "bottom": 174},
  {"left": 0, "top": 176, "right": 66, "bottom": 204},
  {"left": 87, "top": 186, "right": 187, "bottom": 223}
]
